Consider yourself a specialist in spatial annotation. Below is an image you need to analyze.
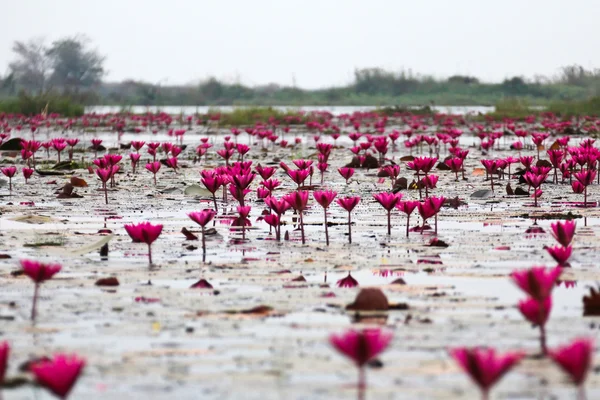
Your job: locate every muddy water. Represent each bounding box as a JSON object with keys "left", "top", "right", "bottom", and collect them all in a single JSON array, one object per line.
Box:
[{"left": 0, "top": 127, "right": 599, "bottom": 399}]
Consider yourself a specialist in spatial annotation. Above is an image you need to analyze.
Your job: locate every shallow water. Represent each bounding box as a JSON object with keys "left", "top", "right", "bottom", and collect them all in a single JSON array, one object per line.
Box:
[{"left": 1, "top": 120, "right": 600, "bottom": 399}]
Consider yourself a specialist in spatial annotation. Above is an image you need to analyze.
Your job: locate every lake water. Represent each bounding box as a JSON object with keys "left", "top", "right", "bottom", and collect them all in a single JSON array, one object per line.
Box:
[{"left": 85, "top": 105, "right": 494, "bottom": 116}]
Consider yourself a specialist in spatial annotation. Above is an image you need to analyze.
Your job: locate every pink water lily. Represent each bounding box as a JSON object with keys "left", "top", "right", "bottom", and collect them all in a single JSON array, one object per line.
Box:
[
  {"left": 450, "top": 347, "right": 524, "bottom": 400},
  {"left": 550, "top": 220, "right": 576, "bottom": 247},
  {"left": 30, "top": 354, "right": 85, "bottom": 399},
  {"left": 510, "top": 266, "right": 561, "bottom": 300},
  {"left": 20, "top": 259, "right": 61, "bottom": 321},
  {"left": 549, "top": 338, "right": 593, "bottom": 398},
  {"left": 330, "top": 328, "right": 393, "bottom": 400},
  {"left": 124, "top": 222, "right": 163, "bottom": 267}
]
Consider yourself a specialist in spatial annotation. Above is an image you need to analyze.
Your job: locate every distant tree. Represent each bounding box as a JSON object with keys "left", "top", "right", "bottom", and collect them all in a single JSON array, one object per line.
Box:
[
  {"left": 447, "top": 75, "right": 479, "bottom": 84},
  {"left": 199, "top": 78, "right": 225, "bottom": 101},
  {"left": 502, "top": 76, "right": 528, "bottom": 95},
  {"left": 47, "top": 35, "right": 105, "bottom": 93},
  {"left": 8, "top": 38, "right": 52, "bottom": 94}
]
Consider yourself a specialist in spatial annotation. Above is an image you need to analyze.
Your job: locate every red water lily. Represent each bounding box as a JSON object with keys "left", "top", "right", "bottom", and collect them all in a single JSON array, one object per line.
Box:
[
  {"left": 510, "top": 266, "right": 561, "bottom": 300},
  {"left": 550, "top": 220, "right": 576, "bottom": 247},
  {"left": 124, "top": 222, "right": 163, "bottom": 267},
  {"left": 337, "top": 196, "right": 360, "bottom": 244},
  {"left": 373, "top": 192, "right": 402, "bottom": 235},
  {"left": 518, "top": 296, "right": 552, "bottom": 354},
  {"left": 189, "top": 209, "right": 216, "bottom": 261},
  {"left": 30, "top": 354, "right": 85, "bottom": 399},
  {"left": 450, "top": 347, "right": 524, "bottom": 400},
  {"left": 20, "top": 259, "right": 61, "bottom": 321},
  {"left": 330, "top": 328, "right": 393, "bottom": 400},
  {"left": 313, "top": 190, "right": 337, "bottom": 246},
  {"left": 549, "top": 338, "right": 593, "bottom": 398},
  {"left": 0, "top": 341, "right": 8, "bottom": 384}
]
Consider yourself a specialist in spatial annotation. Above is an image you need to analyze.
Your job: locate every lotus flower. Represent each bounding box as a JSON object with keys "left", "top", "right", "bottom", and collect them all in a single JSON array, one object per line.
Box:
[
  {"left": 313, "top": 190, "right": 337, "bottom": 246},
  {"left": 397, "top": 200, "right": 420, "bottom": 238},
  {"left": 189, "top": 210, "right": 216, "bottom": 261},
  {"left": 549, "top": 338, "right": 593, "bottom": 398},
  {"left": 30, "top": 354, "right": 85, "bottom": 399},
  {"left": 283, "top": 191, "right": 309, "bottom": 244},
  {"left": 450, "top": 347, "right": 524, "bottom": 400},
  {"left": 336, "top": 272, "right": 359, "bottom": 288},
  {"left": 20, "top": 259, "right": 61, "bottom": 321},
  {"left": 518, "top": 297, "right": 552, "bottom": 354},
  {"left": 145, "top": 161, "right": 161, "bottom": 186},
  {"left": 0, "top": 341, "right": 8, "bottom": 384},
  {"left": 1, "top": 166, "right": 17, "bottom": 193},
  {"left": 550, "top": 220, "right": 576, "bottom": 247},
  {"left": 124, "top": 222, "right": 163, "bottom": 267},
  {"left": 373, "top": 192, "right": 402, "bottom": 235},
  {"left": 337, "top": 196, "right": 360, "bottom": 244},
  {"left": 338, "top": 167, "right": 354, "bottom": 184},
  {"left": 545, "top": 244, "right": 572, "bottom": 266},
  {"left": 330, "top": 328, "right": 393, "bottom": 400},
  {"left": 510, "top": 266, "right": 561, "bottom": 300}
]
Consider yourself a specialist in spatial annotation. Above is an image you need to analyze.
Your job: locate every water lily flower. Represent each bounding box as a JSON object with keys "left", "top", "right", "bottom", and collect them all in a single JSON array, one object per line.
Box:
[
  {"left": 0, "top": 341, "right": 8, "bottom": 384},
  {"left": 337, "top": 196, "right": 361, "bottom": 244},
  {"left": 550, "top": 220, "right": 576, "bottom": 247},
  {"left": 545, "top": 244, "right": 572, "bottom": 266},
  {"left": 373, "top": 192, "right": 402, "bottom": 235},
  {"left": 124, "top": 222, "right": 163, "bottom": 266},
  {"left": 313, "top": 190, "right": 337, "bottom": 246},
  {"left": 20, "top": 259, "right": 61, "bottom": 321},
  {"left": 519, "top": 296, "right": 552, "bottom": 354},
  {"left": 30, "top": 354, "right": 85, "bottom": 399},
  {"left": 145, "top": 161, "right": 161, "bottom": 186},
  {"left": 510, "top": 266, "right": 561, "bottom": 300},
  {"left": 189, "top": 210, "right": 216, "bottom": 260},
  {"left": 330, "top": 328, "right": 393, "bottom": 400},
  {"left": 283, "top": 191, "right": 309, "bottom": 244},
  {"left": 549, "top": 338, "right": 593, "bottom": 399},
  {"left": 336, "top": 272, "right": 359, "bottom": 288},
  {"left": 450, "top": 347, "right": 524, "bottom": 400},
  {"left": 338, "top": 167, "right": 354, "bottom": 184},
  {"left": 1, "top": 166, "right": 17, "bottom": 193}
]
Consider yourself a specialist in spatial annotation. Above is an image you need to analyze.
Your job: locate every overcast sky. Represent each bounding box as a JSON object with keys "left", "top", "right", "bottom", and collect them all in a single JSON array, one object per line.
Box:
[{"left": 1, "top": 0, "right": 598, "bottom": 88}]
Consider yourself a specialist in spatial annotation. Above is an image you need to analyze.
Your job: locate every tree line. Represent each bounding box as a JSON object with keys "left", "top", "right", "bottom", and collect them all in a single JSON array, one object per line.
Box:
[{"left": 2, "top": 36, "right": 600, "bottom": 106}]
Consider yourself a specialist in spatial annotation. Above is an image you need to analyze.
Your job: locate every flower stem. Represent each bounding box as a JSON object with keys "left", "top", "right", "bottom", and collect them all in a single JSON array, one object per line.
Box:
[
  {"left": 148, "top": 243, "right": 153, "bottom": 266},
  {"left": 348, "top": 212, "right": 352, "bottom": 244},
  {"left": 578, "top": 385, "right": 587, "bottom": 400},
  {"left": 31, "top": 283, "right": 39, "bottom": 321},
  {"left": 358, "top": 367, "right": 365, "bottom": 400},
  {"left": 540, "top": 324, "right": 547, "bottom": 356},
  {"left": 406, "top": 215, "right": 410, "bottom": 238},
  {"left": 201, "top": 226, "right": 206, "bottom": 262},
  {"left": 387, "top": 210, "right": 391, "bottom": 235},
  {"left": 324, "top": 209, "right": 329, "bottom": 246},
  {"left": 299, "top": 212, "right": 305, "bottom": 245}
]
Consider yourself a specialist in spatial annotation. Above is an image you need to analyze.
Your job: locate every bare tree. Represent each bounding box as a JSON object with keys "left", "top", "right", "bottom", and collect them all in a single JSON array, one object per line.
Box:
[
  {"left": 8, "top": 38, "right": 52, "bottom": 94},
  {"left": 47, "top": 35, "right": 105, "bottom": 93}
]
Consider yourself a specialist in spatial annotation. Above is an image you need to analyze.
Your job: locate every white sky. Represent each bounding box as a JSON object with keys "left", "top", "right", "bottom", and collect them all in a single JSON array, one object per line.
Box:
[{"left": 1, "top": 0, "right": 599, "bottom": 88}]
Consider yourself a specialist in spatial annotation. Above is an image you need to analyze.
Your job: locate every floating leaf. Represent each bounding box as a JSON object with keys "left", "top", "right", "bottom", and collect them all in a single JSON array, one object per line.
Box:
[
  {"left": 470, "top": 189, "right": 493, "bottom": 199},
  {"left": 70, "top": 177, "right": 88, "bottom": 187},
  {"left": 184, "top": 184, "right": 211, "bottom": 197},
  {"left": 63, "top": 235, "right": 114, "bottom": 257},
  {"left": 95, "top": 277, "right": 119, "bottom": 286}
]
